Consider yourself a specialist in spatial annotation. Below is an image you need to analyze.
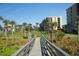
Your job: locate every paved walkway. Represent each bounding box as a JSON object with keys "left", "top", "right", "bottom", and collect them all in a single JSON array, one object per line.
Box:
[{"left": 29, "top": 37, "right": 42, "bottom": 56}]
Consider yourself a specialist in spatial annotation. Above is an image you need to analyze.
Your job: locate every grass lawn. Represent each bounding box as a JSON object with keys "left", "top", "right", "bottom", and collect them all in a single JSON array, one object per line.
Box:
[{"left": 0, "top": 45, "right": 19, "bottom": 56}]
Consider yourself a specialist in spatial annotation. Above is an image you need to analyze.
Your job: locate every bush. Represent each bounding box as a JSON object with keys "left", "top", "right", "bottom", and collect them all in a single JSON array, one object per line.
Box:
[
  {"left": 54, "top": 31, "right": 65, "bottom": 41},
  {"left": 56, "top": 35, "right": 78, "bottom": 55},
  {"left": 23, "top": 36, "right": 28, "bottom": 39},
  {"left": 0, "top": 46, "right": 19, "bottom": 56}
]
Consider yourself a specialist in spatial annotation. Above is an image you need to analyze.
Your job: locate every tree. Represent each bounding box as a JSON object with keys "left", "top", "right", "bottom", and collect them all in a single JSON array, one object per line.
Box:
[
  {"left": 10, "top": 21, "right": 16, "bottom": 28},
  {"left": 28, "top": 23, "right": 32, "bottom": 31},
  {"left": 0, "top": 16, "right": 4, "bottom": 31},
  {"left": 3, "top": 20, "right": 10, "bottom": 46},
  {"left": 47, "top": 21, "right": 57, "bottom": 42},
  {"left": 0, "top": 16, "right": 4, "bottom": 21},
  {"left": 0, "top": 16, "right": 4, "bottom": 26},
  {"left": 22, "top": 22, "right": 27, "bottom": 38},
  {"left": 28, "top": 24, "right": 32, "bottom": 41},
  {"left": 22, "top": 22, "right": 27, "bottom": 32},
  {"left": 10, "top": 21, "right": 16, "bottom": 39},
  {"left": 3, "top": 20, "right": 10, "bottom": 27},
  {"left": 35, "top": 22, "right": 39, "bottom": 31},
  {"left": 33, "top": 26, "right": 36, "bottom": 30},
  {"left": 36, "top": 23, "right": 39, "bottom": 26},
  {"left": 23, "top": 22, "right": 27, "bottom": 26}
]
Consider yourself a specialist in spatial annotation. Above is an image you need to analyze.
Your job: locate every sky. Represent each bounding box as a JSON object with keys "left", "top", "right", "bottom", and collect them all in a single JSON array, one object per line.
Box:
[{"left": 0, "top": 3, "right": 73, "bottom": 26}]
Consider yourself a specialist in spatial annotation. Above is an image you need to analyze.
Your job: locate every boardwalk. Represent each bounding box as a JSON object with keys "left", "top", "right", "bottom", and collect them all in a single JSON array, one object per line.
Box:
[
  {"left": 29, "top": 37, "right": 42, "bottom": 56},
  {"left": 12, "top": 37, "right": 70, "bottom": 56}
]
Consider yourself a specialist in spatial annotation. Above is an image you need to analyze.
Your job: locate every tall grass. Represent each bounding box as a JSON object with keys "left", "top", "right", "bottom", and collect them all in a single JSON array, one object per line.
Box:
[
  {"left": 44, "top": 30, "right": 79, "bottom": 56},
  {"left": 0, "top": 31, "right": 28, "bottom": 56}
]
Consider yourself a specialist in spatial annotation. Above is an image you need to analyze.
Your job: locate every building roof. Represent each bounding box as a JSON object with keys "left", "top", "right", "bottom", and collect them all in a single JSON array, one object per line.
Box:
[{"left": 66, "top": 3, "right": 75, "bottom": 11}]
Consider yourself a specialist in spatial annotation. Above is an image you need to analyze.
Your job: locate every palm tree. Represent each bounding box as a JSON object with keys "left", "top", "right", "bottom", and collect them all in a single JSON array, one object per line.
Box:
[
  {"left": 0, "top": 16, "right": 4, "bottom": 21},
  {"left": 0, "top": 16, "right": 4, "bottom": 26},
  {"left": 33, "top": 25, "right": 36, "bottom": 37},
  {"left": 3, "top": 20, "right": 10, "bottom": 46},
  {"left": 36, "top": 22, "right": 39, "bottom": 31},
  {"left": 10, "top": 20, "right": 16, "bottom": 45},
  {"left": 36, "top": 23, "right": 39, "bottom": 26},
  {"left": 22, "top": 22, "right": 27, "bottom": 32},
  {"left": 28, "top": 24, "right": 32, "bottom": 31},
  {"left": 0, "top": 16, "right": 4, "bottom": 50},
  {"left": 10, "top": 21, "right": 16, "bottom": 39},
  {"left": 22, "top": 22, "right": 27, "bottom": 38},
  {"left": 23, "top": 22, "right": 27, "bottom": 26},
  {"left": 33, "top": 26, "right": 36, "bottom": 30},
  {"left": 47, "top": 21, "right": 57, "bottom": 42},
  {"left": 28, "top": 24, "right": 32, "bottom": 41},
  {"left": 10, "top": 21, "right": 16, "bottom": 29}
]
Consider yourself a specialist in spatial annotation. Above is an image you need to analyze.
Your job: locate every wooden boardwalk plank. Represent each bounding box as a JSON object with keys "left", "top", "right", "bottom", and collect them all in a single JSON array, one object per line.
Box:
[{"left": 29, "top": 37, "right": 42, "bottom": 56}]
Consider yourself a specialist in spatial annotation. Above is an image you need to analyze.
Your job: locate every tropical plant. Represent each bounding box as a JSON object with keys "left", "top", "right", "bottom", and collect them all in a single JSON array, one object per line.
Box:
[
  {"left": 54, "top": 31, "right": 65, "bottom": 41},
  {"left": 47, "top": 21, "right": 57, "bottom": 42},
  {"left": 10, "top": 20, "right": 16, "bottom": 45},
  {"left": 10, "top": 20, "right": 16, "bottom": 37},
  {"left": 0, "top": 16, "right": 4, "bottom": 21},
  {"left": 28, "top": 24, "right": 32, "bottom": 41},
  {"left": 35, "top": 22, "right": 39, "bottom": 31},
  {"left": 22, "top": 22, "right": 27, "bottom": 38},
  {"left": 22, "top": 22, "right": 27, "bottom": 32},
  {"left": 0, "top": 16, "right": 4, "bottom": 26},
  {"left": 3, "top": 20, "right": 10, "bottom": 46}
]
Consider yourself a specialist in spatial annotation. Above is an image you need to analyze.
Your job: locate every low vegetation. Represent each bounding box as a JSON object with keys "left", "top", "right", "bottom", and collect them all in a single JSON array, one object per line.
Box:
[
  {"left": 56, "top": 35, "right": 79, "bottom": 56},
  {"left": 44, "top": 30, "right": 79, "bottom": 56},
  {"left": 0, "top": 38, "right": 28, "bottom": 56},
  {"left": 0, "top": 31, "right": 28, "bottom": 56},
  {"left": 0, "top": 46, "right": 19, "bottom": 56}
]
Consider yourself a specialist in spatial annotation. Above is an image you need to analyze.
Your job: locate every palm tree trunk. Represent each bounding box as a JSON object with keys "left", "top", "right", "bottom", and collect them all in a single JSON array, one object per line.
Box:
[
  {"left": 28, "top": 26, "right": 30, "bottom": 42},
  {"left": 50, "top": 30, "right": 53, "bottom": 42},
  {"left": 51, "top": 30, "right": 54, "bottom": 43},
  {"left": 50, "top": 32, "right": 52, "bottom": 42},
  {"left": 12, "top": 29, "right": 15, "bottom": 45},
  {"left": 4, "top": 28, "right": 8, "bottom": 47}
]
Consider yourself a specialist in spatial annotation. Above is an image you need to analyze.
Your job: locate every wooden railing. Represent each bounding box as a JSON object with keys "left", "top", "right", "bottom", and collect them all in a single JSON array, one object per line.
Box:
[
  {"left": 40, "top": 36, "right": 70, "bottom": 56},
  {"left": 12, "top": 38, "right": 35, "bottom": 56}
]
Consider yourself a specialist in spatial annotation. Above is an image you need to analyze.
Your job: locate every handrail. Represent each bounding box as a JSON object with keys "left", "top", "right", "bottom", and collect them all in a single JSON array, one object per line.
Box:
[
  {"left": 40, "top": 35, "right": 70, "bottom": 56},
  {"left": 12, "top": 38, "right": 35, "bottom": 56}
]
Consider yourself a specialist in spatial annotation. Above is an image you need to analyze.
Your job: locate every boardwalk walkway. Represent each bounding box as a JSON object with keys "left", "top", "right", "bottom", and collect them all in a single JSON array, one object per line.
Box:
[{"left": 29, "top": 37, "right": 42, "bottom": 56}]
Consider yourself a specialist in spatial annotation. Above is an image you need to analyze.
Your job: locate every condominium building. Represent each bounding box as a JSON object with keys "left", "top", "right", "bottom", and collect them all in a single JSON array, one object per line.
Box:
[
  {"left": 66, "top": 3, "right": 79, "bottom": 33},
  {"left": 40, "top": 16, "right": 63, "bottom": 31}
]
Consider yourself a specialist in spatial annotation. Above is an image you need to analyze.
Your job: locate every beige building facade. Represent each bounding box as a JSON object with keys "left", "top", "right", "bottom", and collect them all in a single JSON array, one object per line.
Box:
[{"left": 46, "top": 16, "right": 63, "bottom": 30}]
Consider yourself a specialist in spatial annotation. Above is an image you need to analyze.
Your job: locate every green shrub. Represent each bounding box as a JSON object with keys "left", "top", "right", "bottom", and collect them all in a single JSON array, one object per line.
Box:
[
  {"left": 0, "top": 46, "right": 19, "bottom": 56},
  {"left": 55, "top": 31, "right": 65, "bottom": 40}
]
